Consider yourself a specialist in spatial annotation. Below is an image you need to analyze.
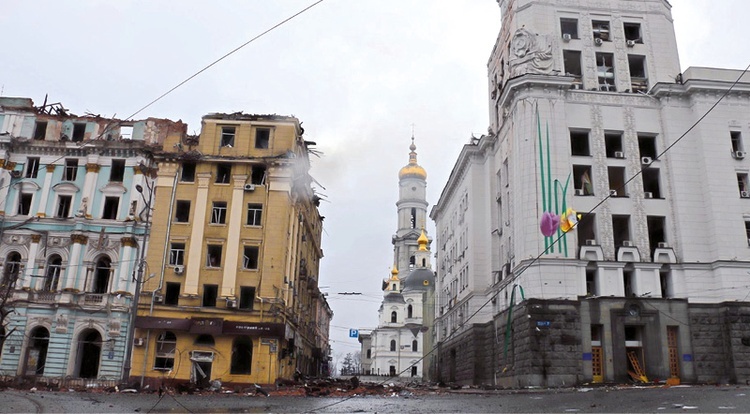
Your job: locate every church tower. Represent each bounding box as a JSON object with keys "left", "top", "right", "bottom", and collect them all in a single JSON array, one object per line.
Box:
[{"left": 393, "top": 137, "right": 431, "bottom": 273}]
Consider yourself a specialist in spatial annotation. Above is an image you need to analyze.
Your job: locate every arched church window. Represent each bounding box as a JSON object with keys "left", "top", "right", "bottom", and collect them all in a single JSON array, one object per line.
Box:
[
  {"left": 412, "top": 340, "right": 418, "bottom": 352},
  {"left": 407, "top": 305, "right": 413, "bottom": 319},
  {"left": 391, "top": 311, "right": 397, "bottom": 323},
  {"left": 390, "top": 340, "right": 396, "bottom": 352}
]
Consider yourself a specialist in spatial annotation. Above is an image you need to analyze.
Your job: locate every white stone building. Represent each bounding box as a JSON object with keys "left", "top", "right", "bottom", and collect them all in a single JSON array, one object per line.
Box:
[{"left": 432, "top": 0, "right": 750, "bottom": 386}]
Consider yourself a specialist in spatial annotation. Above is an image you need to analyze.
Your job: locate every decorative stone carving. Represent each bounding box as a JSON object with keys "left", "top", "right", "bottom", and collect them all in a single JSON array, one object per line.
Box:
[
  {"left": 46, "top": 164, "right": 56, "bottom": 172},
  {"left": 121, "top": 237, "right": 138, "bottom": 248},
  {"left": 509, "top": 28, "right": 553, "bottom": 77},
  {"left": 3, "top": 234, "right": 29, "bottom": 246},
  {"left": 76, "top": 197, "right": 88, "bottom": 218},
  {"left": 86, "top": 163, "right": 101, "bottom": 173},
  {"left": 30, "top": 234, "right": 41, "bottom": 243},
  {"left": 70, "top": 234, "right": 89, "bottom": 245},
  {"left": 55, "top": 313, "right": 68, "bottom": 334},
  {"left": 48, "top": 236, "right": 71, "bottom": 248}
]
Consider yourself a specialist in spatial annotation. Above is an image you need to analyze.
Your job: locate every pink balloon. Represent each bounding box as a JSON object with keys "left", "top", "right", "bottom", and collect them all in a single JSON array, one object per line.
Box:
[{"left": 540, "top": 212, "right": 560, "bottom": 237}]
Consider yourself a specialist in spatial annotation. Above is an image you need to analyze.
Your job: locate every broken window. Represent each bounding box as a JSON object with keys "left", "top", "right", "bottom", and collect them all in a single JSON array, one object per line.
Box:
[
  {"left": 72, "top": 123, "right": 86, "bottom": 142},
  {"left": 92, "top": 257, "right": 111, "bottom": 294},
  {"left": 243, "top": 246, "right": 259, "bottom": 270},
  {"left": 623, "top": 22, "right": 642, "bottom": 43},
  {"left": 250, "top": 165, "right": 266, "bottom": 185},
  {"left": 585, "top": 265, "right": 598, "bottom": 296},
  {"left": 17, "top": 193, "right": 32, "bottom": 216},
  {"left": 391, "top": 311, "right": 397, "bottom": 323},
  {"left": 216, "top": 163, "right": 231, "bottom": 184},
  {"left": 102, "top": 196, "right": 119, "bottom": 220},
  {"left": 738, "top": 173, "right": 750, "bottom": 197},
  {"left": 174, "top": 200, "right": 191, "bottom": 223},
  {"left": 628, "top": 55, "right": 648, "bottom": 92},
  {"left": 623, "top": 267, "right": 635, "bottom": 297},
  {"left": 202, "top": 284, "right": 218, "bottom": 307},
  {"left": 154, "top": 331, "right": 176, "bottom": 370},
  {"left": 246, "top": 203, "right": 262, "bottom": 226},
  {"left": 560, "top": 18, "right": 579, "bottom": 39},
  {"left": 592, "top": 20, "right": 610, "bottom": 41},
  {"left": 165, "top": 282, "right": 180, "bottom": 306},
  {"left": 570, "top": 130, "right": 590, "bottom": 156},
  {"left": 119, "top": 125, "right": 133, "bottom": 140},
  {"left": 206, "top": 245, "right": 222, "bottom": 268},
  {"left": 181, "top": 162, "right": 196, "bottom": 182},
  {"left": 211, "top": 201, "right": 227, "bottom": 224},
  {"left": 642, "top": 168, "right": 661, "bottom": 198},
  {"left": 573, "top": 164, "right": 594, "bottom": 195},
  {"left": 110, "top": 159, "right": 125, "bottom": 182},
  {"left": 25, "top": 157, "right": 40, "bottom": 179},
  {"left": 169, "top": 243, "right": 185, "bottom": 266},
  {"left": 638, "top": 135, "right": 658, "bottom": 159},
  {"left": 660, "top": 265, "right": 673, "bottom": 298},
  {"left": 3, "top": 252, "right": 21, "bottom": 284},
  {"left": 220, "top": 126, "right": 235, "bottom": 148},
  {"left": 608, "top": 166, "right": 627, "bottom": 197},
  {"left": 230, "top": 336, "right": 253, "bottom": 374},
  {"left": 43, "top": 255, "right": 62, "bottom": 292},
  {"left": 647, "top": 215, "right": 667, "bottom": 253},
  {"left": 255, "top": 128, "right": 271, "bottom": 149},
  {"left": 596, "top": 53, "right": 615, "bottom": 91},
  {"left": 63, "top": 159, "right": 78, "bottom": 181},
  {"left": 239, "top": 286, "right": 255, "bottom": 310},
  {"left": 563, "top": 50, "right": 582, "bottom": 84},
  {"left": 33, "top": 121, "right": 47, "bottom": 140},
  {"left": 390, "top": 340, "right": 396, "bottom": 352},
  {"left": 612, "top": 215, "right": 632, "bottom": 248},
  {"left": 605, "top": 133, "right": 624, "bottom": 158},
  {"left": 731, "top": 131, "right": 744, "bottom": 153},
  {"left": 577, "top": 213, "right": 596, "bottom": 247},
  {"left": 56, "top": 195, "right": 72, "bottom": 218}
]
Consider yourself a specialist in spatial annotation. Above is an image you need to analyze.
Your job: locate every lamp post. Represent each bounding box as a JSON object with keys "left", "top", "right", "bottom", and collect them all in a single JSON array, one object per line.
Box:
[{"left": 121, "top": 168, "right": 154, "bottom": 384}]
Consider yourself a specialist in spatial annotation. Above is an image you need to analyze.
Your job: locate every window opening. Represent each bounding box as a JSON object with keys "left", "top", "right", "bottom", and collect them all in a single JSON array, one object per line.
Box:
[
  {"left": 72, "top": 123, "right": 86, "bottom": 141},
  {"left": 165, "top": 282, "right": 180, "bottom": 305},
  {"left": 592, "top": 20, "right": 610, "bottom": 41},
  {"left": 560, "top": 18, "right": 579, "bottom": 39},
  {"left": 647, "top": 216, "right": 667, "bottom": 253},
  {"left": 623, "top": 267, "right": 635, "bottom": 297},
  {"left": 17, "top": 193, "right": 32, "bottom": 216},
  {"left": 230, "top": 336, "right": 253, "bottom": 374},
  {"left": 577, "top": 213, "right": 597, "bottom": 247},
  {"left": 92, "top": 257, "right": 111, "bottom": 294},
  {"left": 573, "top": 165, "right": 594, "bottom": 195},
  {"left": 410, "top": 208, "right": 417, "bottom": 229},
  {"left": 239, "top": 286, "right": 255, "bottom": 310},
  {"left": 596, "top": 53, "right": 615, "bottom": 91},
  {"left": 612, "top": 215, "right": 632, "bottom": 248},
  {"left": 169, "top": 243, "right": 185, "bottom": 266},
  {"left": 407, "top": 305, "right": 413, "bottom": 318},
  {"left": 255, "top": 128, "right": 270, "bottom": 149},
  {"left": 570, "top": 130, "right": 590, "bottom": 156},
  {"left": 175, "top": 200, "right": 191, "bottom": 223},
  {"left": 605, "top": 133, "right": 624, "bottom": 158},
  {"left": 243, "top": 246, "right": 259, "bottom": 270},
  {"left": 4, "top": 252, "right": 22, "bottom": 284},
  {"left": 660, "top": 265, "right": 673, "bottom": 298},
  {"left": 102, "top": 196, "right": 119, "bottom": 220},
  {"left": 202, "top": 284, "right": 218, "bottom": 307},
  {"left": 623, "top": 22, "right": 642, "bottom": 42},
  {"left": 391, "top": 311, "right": 397, "bottom": 323},
  {"left": 33, "top": 121, "right": 47, "bottom": 140},
  {"left": 211, "top": 201, "right": 227, "bottom": 224},
  {"left": 206, "top": 245, "right": 222, "bottom": 268},
  {"left": 739, "top": 173, "right": 750, "bottom": 197},
  {"left": 154, "top": 331, "right": 176, "bottom": 370},
  {"left": 563, "top": 50, "right": 582, "bottom": 81},
  {"left": 216, "top": 163, "right": 231, "bottom": 184},
  {"left": 246, "top": 203, "right": 263, "bottom": 226},
  {"left": 642, "top": 168, "right": 661, "bottom": 198},
  {"left": 251, "top": 165, "right": 266, "bottom": 185},
  {"left": 731, "top": 131, "right": 744, "bottom": 153},
  {"left": 412, "top": 340, "right": 418, "bottom": 352},
  {"left": 586, "top": 266, "right": 598, "bottom": 296},
  {"left": 220, "top": 126, "right": 236, "bottom": 148},
  {"left": 608, "top": 166, "right": 627, "bottom": 197},
  {"left": 181, "top": 162, "right": 196, "bottom": 182},
  {"left": 638, "top": 135, "right": 658, "bottom": 159},
  {"left": 26, "top": 157, "right": 40, "bottom": 178},
  {"left": 56, "top": 195, "right": 72, "bottom": 218},
  {"left": 628, "top": 55, "right": 648, "bottom": 92},
  {"left": 119, "top": 125, "right": 133, "bottom": 140},
  {"left": 63, "top": 159, "right": 78, "bottom": 181},
  {"left": 110, "top": 159, "right": 125, "bottom": 182},
  {"left": 43, "top": 255, "right": 62, "bottom": 291}
]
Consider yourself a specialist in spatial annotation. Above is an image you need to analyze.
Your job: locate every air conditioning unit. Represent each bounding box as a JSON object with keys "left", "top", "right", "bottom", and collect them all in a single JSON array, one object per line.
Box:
[
  {"left": 134, "top": 338, "right": 145, "bottom": 347},
  {"left": 733, "top": 151, "right": 746, "bottom": 160},
  {"left": 644, "top": 192, "right": 654, "bottom": 199},
  {"left": 10, "top": 170, "right": 21, "bottom": 178},
  {"left": 562, "top": 33, "right": 572, "bottom": 42},
  {"left": 153, "top": 294, "right": 164, "bottom": 303},
  {"left": 641, "top": 156, "right": 653, "bottom": 165},
  {"left": 594, "top": 38, "right": 603, "bottom": 46},
  {"left": 243, "top": 184, "right": 256, "bottom": 191},
  {"left": 575, "top": 188, "right": 585, "bottom": 196},
  {"left": 614, "top": 151, "right": 625, "bottom": 159},
  {"left": 622, "top": 240, "right": 634, "bottom": 247},
  {"left": 585, "top": 239, "right": 597, "bottom": 246},
  {"left": 742, "top": 191, "right": 750, "bottom": 198},
  {"left": 609, "top": 189, "right": 618, "bottom": 197},
  {"left": 626, "top": 40, "right": 636, "bottom": 47},
  {"left": 657, "top": 242, "right": 669, "bottom": 248},
  {"left": 174, "top": 265, "right": 184, "bottom": 275},
  {"left": 226, "top": 299, "right": 237, "bottom": 308}
]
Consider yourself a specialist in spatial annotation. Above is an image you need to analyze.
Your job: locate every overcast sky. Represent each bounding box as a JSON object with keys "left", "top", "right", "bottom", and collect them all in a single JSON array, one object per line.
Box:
[{"left": 2, "top": 0, "right": 749, "bottom": 364}]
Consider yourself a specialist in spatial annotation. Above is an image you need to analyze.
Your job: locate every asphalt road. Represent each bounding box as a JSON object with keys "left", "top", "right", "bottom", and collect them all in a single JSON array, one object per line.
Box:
[{"left": 1, "top": 385, "right": 749, "bottom": 413}]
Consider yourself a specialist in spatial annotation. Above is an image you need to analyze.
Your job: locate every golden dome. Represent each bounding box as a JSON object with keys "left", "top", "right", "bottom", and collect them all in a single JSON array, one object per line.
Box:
[
  {"left": 418, "top": 229, "right": 429, "bottom": 251},
  {"left": 390, "top": 266, "right": 399, "bottom": 280},
  {"left": 398, "top": 137, "right": 427, "bottom": 180}
]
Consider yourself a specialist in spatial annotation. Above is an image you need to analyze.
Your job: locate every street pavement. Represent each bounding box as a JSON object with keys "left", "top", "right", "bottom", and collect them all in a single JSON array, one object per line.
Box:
[{"left": 1, "top": 384, "right": 750, "bottom": 413}]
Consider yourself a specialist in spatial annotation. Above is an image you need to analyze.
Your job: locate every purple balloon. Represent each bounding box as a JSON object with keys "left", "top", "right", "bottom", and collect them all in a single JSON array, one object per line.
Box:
[{"left": 540, "top": 211, "right": 560, "bottom": 237}]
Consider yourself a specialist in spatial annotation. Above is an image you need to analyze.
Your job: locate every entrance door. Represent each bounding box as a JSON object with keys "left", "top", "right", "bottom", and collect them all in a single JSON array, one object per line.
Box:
[
  {"left": 25, "top": 327, "right": 49, "bottom": 376},
  {"left": 77, "top": 329, "right": 102, "bottom": 378},
  {"left": 591, "top": 325, "right": 604, "bottom": 383},
  {"left": 625, "top": 325, "right": 648, "bottom": 383},
  {"left": 190, "top": 351, "right": 214, "bottom": 388},
  {"left": 667, "top": 326, "right": 680, "bottom": 381}
]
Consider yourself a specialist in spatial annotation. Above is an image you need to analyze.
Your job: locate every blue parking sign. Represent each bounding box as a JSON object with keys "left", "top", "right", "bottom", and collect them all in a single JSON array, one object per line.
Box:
[{"left": 349, "top": 329, "right": 359, "bottom": 338}]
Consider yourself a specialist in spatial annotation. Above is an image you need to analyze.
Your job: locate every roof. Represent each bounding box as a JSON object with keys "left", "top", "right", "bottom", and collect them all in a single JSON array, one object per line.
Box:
[{"left": 402, "top": 268, "right": 435, "bottom": 292}]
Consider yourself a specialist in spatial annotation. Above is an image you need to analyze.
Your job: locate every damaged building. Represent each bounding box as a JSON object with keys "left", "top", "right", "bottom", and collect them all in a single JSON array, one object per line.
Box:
[
  {"left": 129, "top": 112, "right": 332, "bottom": 388},
  {"left": 432, "top": 0, "right": 750, "bottom": 387},
  {"left": 0, "top": 97, "right": 184, "bottom": 382}
]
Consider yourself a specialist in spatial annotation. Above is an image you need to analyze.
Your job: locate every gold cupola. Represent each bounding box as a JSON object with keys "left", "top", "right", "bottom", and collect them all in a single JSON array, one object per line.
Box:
[
  {"left": 398, "top": 137, "right": 427, "bottom": 180},
  {"left": 417, "top": 229, "right": 429, "bottom": 251}
]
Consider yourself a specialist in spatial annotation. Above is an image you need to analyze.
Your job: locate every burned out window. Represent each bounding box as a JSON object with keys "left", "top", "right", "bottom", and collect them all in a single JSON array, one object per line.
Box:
[
  {"left": 738, "top": 173, "right": 750, "bottom": 197},
  {"left": 169, "top": 243, "right": 185, "bottom": 266},
  {"left": 605, "top": 133, "right": 624, "bottom": 158},
  {"left": 174, "top": 200, "right": 191, "bottom": 223},
  {"left": 102, "top": 196, "right": 119, "bottom": 220},
  {"left": 255, "top": 128, "right": 270, "bottom": 149},
  {"left": 72, "top": 123, "right": 86, "bottom": 142},
  {"left": 92, "top": 257, "right": 111, "bottom": 294},
  {"left": 623, "top": 22, "right": 642, "bottom": 43},
  {"left": 608, "top": 166, "right": 626, "bottom": 197},
  {"left": 570, "top": 130, "right": 590, "bottom": 156},
  {"left": 17, "top": 193, "right": 32, "bottom": 216},
  {"left": 211, "top": 201, "right": 227, "bottom": 224},
  {"left": 239, "top": 286, "right": 255, "bottom": 310},
  {"left": 246, "top": 203, "right": 262, "bottom": 226},
  {"left": 623, "top": 268, "right": 635, "bottom": 297},
  {"left": 110, "top": 159, "right": 125, "bottom": 182},
  {"left": 563, "top": 49, "right": 582, "bottom": 78},
  {"left": 220, "top": 126, "right": 236, "bottom": 148},
  {"left": 154, "top": 331, "right": 176, "bottom": 370},
  {"left": 560, "top": 18, "right": 578, "bottom": 39},
  {"left": 660, "top": 265, "right": 673, "bottom": 298},
  {"left": 628, "top": 55, "right": 648, "bottom": 92},
  {"left": 33, "top": 121, "right": 47, "bottom": 140},
  {"left": 43, "top": 255, "right": 62, "bottom": 292},
  {"left": 573, "top": 165, "right": 594, "bottom": 195},
  {"left": 647, "top": 216, "right": 667, "bottom": 252},
  {"left": 596, "top": 53, "right": 615, "bottom": 91},
  {"left": 63, "top": 159, "right": 78, "bottom": 181},
  {"left": 230, "top": 336, "right": 253, "bottom": 375},
  {"left": 577, "top": 213, "right": 596, "bottom": 247},
  {"left": 181, "top": 162, "right": 196, "bottom": 182},
  {"left": 206, "top": 245, "right": 222, "bottom": 268},
  {"left": 56, "top": 195, "right": 72, "bottom": 218},
  {"left": 250, "top": 165, "right": 266, "bottom": 185},
  {"left": 119, "top": 125, "right": 133, "bottom": 140},
  {"left": 731, "top": 131, "right": 744, "bottom": 153},
  {"left": 243, "top": 246, "right": 259, "bottom": 270},
  {"left": 592, "top": 20, "right": 610, "bottom": 41},
  {"left": 638, "top": 135, "right": 658, "bottom": 159},
  {"left": 25, "top": 157, "right": 40, "bottom": 178},
  {"left": 165, "top": 282, "right": 180, "bottom": 306},
  {"left": 642, "top": 168, "right": 661, "bottom": 198},
  {"left": 612, "top": 215, "right": 631, "bottom": 248},
  {"left": 216, "top": 163, "right": 231, "bottom": 184},
  {"left": 3, "top": 252, "right": 22, "bottom": 284},
  {"left": 202, "top": 284, "right": 218, "bottom": 307}
]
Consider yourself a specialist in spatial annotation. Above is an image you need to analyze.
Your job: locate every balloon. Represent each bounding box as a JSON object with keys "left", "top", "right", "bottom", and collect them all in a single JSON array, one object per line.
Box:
[
  {"left": 560, "top": 208, "right": 579, "bottom": 233},
  {"left": 540, "top": 211, "right": 560, "bottom": 237}
]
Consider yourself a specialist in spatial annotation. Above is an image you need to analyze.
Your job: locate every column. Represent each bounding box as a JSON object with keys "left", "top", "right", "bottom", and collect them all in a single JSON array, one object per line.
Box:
[
  {"left": 220, "top": 175, "right": 248, "bottom": 298},
  {"left": 117, "top": 237, "right": 137, "bottom": 293},
  {"left": 0, "top": 160, "right": 11, "bottom": 215},
  {"left": 129, "top": 164, "right": 146, "bottom": 219},
  {"left": 21, "top": 234, "right": 41, "bottom": 289},
  {"left": 81, "top": 161, "right": 101, "bottom": 218},
  {"left": 184, "top": 173, "right": 211, "bottom": 295},
  {"left": 64, "top": 234, "right": 88, "bottom": 291},
  {"left": 34, "top": 164, "right": 57, "bottom": 217}
]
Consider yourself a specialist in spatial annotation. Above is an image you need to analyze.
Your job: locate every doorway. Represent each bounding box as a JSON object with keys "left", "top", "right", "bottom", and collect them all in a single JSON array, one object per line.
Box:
[
  {"left": 190, "top": 351, "right": 214, "bottom": 388},
  {"left": 625, "top": 325, "right": 647, "bottom": 382},
  {"left": 77, "top": 329, "right": 102, "bottom": 378},
  {"left": 591, "top": 325, "right": 604, "bottom": 383},
  {"left": 25, "top": 327, "right": 50, "bottom": 376}
]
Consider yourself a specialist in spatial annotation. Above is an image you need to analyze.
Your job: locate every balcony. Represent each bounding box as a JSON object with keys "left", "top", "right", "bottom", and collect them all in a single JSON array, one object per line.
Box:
[
  {"left": 33, "top": 291, "right": 57, "bottom": 303},
  {"left": 82, "top": 293, "right": 106, "bottom": 307}
]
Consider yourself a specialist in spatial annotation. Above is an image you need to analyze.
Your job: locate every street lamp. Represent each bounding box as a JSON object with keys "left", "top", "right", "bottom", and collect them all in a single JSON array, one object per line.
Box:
[{"left": 121, "top": 167, "right": 154, "bottom": 384}]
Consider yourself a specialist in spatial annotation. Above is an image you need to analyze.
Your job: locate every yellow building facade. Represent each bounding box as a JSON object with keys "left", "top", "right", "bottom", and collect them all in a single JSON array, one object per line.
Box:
[{"left": 129, "top": 113, "right": 330, "bottom": 388}]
